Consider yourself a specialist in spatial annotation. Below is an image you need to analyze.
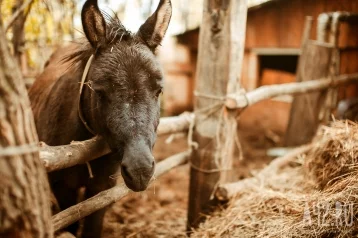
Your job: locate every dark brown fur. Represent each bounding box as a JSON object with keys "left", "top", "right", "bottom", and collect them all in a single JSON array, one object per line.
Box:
[{"left": 29, "top": 0, "right": 172, "bottom": 237}]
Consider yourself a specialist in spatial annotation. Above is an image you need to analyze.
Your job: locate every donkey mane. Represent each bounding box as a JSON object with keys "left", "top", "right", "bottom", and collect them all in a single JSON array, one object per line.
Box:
[{"left": 63, "top": 12, "right": 134, "bottom": 70}]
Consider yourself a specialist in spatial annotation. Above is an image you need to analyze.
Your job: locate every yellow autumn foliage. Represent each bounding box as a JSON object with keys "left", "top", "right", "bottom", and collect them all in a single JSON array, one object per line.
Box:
[{"left": 1, "top": 0, "right": 76, "bottom": 72}]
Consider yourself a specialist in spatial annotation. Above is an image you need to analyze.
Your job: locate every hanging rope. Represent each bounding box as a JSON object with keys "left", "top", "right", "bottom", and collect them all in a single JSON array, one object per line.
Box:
[
  {"left": 78, "top": 54, "right": 96, "bottom": 135},
  {"left": 187, "top": 91, "right": 239, "bottom": 174},
  {"left": 78, "top": 54, "right": 96, "bottom": 178}
]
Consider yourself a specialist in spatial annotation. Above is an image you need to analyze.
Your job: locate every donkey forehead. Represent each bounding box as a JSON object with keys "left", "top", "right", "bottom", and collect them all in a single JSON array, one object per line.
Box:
[{"left": 94, "top": 43, "right": 163, "bottom": 83}]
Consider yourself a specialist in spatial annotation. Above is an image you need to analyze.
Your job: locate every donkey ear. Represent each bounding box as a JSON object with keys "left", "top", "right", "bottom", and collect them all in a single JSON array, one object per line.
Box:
[
  {"left": 138, "top": 0, "right": 172, "bottom": 50},
  {"left": 81, "top": 0, "right": 107, "bottom": 49}
]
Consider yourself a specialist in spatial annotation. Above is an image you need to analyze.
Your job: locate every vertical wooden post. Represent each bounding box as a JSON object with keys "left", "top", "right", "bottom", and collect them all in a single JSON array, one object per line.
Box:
[
  {"left": 285, "top": 16, "right": 333, "bottom": 146},
  {"left": 187, "top": 0, "right": 247, "bottom": 229}
]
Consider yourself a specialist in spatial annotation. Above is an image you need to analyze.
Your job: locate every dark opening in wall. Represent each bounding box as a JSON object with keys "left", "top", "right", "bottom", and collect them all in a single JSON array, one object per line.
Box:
[
  {"left": 260, "top": 55, "right": 299, "bottom": 75},
  {"left": 258, "top": 54, "right": 299, "bottom": 86}
]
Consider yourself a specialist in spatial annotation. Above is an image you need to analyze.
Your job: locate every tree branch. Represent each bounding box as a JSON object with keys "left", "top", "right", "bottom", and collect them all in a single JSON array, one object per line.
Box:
[
  {"left": 52, "top": 150, "right": 191, "bottom": 232},
  {"left": 4, "top": 0, "right": 35, "bottom": 32}
]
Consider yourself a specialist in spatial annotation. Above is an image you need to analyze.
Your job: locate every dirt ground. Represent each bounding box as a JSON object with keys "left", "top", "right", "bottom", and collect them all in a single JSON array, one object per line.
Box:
[{"left": 102, "top": 99, "right": 291, "bottom": 237}]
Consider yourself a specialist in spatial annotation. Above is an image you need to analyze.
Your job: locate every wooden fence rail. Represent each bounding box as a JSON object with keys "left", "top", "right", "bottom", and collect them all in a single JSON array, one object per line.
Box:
[
  {"left": 225, "top": 73, "right": 358, "bottom": 109},
  {"left": 41, "top": 113, "right": 193, "bottom": 172}
]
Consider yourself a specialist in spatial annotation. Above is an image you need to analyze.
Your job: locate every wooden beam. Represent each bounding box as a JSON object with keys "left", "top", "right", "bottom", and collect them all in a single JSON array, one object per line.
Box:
[
  {"left": 187, "top": 0, "right": 247, "bottom": 229},
  {"left": 52, "top": 151, "right": 191, "bottom": 232},
  {"left": 225, "top": 73, "right": 358, "bottom": 109},
  {"left": 41, "top": 113, "right": 193, "bottom": 172}
]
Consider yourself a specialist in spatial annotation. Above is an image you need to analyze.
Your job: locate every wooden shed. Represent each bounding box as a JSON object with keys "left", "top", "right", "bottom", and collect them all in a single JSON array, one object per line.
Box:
[{"left": 160, "top": 0, "right": 358, "bottom": 115}]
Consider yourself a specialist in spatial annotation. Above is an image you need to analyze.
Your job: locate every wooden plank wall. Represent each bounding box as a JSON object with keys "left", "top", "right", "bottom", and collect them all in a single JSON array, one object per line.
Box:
[
  {"left": 245, "top": 0, "right": 358, "bottom": 48},
  {"left": 242, "top": 0, "right": 358, "bottom": 97}
]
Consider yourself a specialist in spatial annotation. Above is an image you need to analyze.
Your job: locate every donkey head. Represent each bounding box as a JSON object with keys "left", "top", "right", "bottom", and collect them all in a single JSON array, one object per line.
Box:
[{"left": 80, "top": 0, "right": 172, "bottom": 191}]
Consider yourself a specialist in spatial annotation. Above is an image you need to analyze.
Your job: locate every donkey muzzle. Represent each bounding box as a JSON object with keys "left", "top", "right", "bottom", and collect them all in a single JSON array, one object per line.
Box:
[
  {"left": 121, "top": 161, "right": 155, "bottom": 191},
  {"left": 121, "top": 142, "right": 155, "bottom": 191}
]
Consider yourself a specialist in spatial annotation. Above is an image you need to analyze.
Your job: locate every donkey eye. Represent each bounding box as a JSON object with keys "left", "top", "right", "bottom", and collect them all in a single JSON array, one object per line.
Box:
[{"left": 94, "top": 89, "right": 105, "bottom": 99}]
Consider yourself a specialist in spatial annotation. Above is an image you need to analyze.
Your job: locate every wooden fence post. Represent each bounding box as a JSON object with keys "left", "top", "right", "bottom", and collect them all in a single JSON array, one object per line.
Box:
[
  {"left": 187, "top": 0, "right": 247, "bottom": 230},
  {"left": 0, "top": 15, "right": 53, "bottom": 237},
  {"left": 285, "top": 14, "right": 334, "bottom": 146},
  {"left": 284, "top": 41, "right": 334, "bottom": 146}
]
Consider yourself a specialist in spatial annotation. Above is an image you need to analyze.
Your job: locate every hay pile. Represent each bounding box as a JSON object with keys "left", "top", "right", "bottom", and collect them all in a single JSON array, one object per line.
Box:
[
  {"left": 192, "top": 121, "right": 358, "bottom": 238},
  {"left": 305, "top": 121, "right": 358, "bottom": 189}
]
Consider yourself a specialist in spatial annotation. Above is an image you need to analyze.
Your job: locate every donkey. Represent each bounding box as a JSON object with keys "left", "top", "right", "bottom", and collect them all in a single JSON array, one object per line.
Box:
[{"left": 29, "top": 0, "right": 172, "bottom": 236}]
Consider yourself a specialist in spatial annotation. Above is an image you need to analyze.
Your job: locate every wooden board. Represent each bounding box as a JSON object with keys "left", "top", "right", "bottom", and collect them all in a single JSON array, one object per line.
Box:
[{"left": 285, "top": 41, "right": 334, "bottom": 146}]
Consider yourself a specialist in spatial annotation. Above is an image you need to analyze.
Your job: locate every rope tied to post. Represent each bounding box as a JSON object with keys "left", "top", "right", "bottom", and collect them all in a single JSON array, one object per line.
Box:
[
  {"left": 188, "top": 90, "right": 243, "bottom": 174},
  {"left": 225, "top": 88, "right": 250, "bottom": 110}
]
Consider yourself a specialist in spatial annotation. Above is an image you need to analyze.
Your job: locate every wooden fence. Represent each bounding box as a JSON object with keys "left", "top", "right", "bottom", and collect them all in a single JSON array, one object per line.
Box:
[
  {"left": 38, "top": 69, "right": 358, "bottom": 232},
  {"left": 34, "top": 2, "right": 358, "bottom": 233}
]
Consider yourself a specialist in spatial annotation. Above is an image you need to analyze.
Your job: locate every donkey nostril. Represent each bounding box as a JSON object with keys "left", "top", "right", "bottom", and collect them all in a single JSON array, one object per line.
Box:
[
  {"left": 122, "top": 165, "right": 133, "bottom": 181},
  {"left": 151, "top": 161, "right": 155, "bottom": 167}
]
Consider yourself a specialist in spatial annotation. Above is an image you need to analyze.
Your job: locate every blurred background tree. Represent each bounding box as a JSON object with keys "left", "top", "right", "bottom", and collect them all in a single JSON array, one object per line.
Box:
[{"left": 1, "top": 0, "right": 75, "bottom": 78}]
